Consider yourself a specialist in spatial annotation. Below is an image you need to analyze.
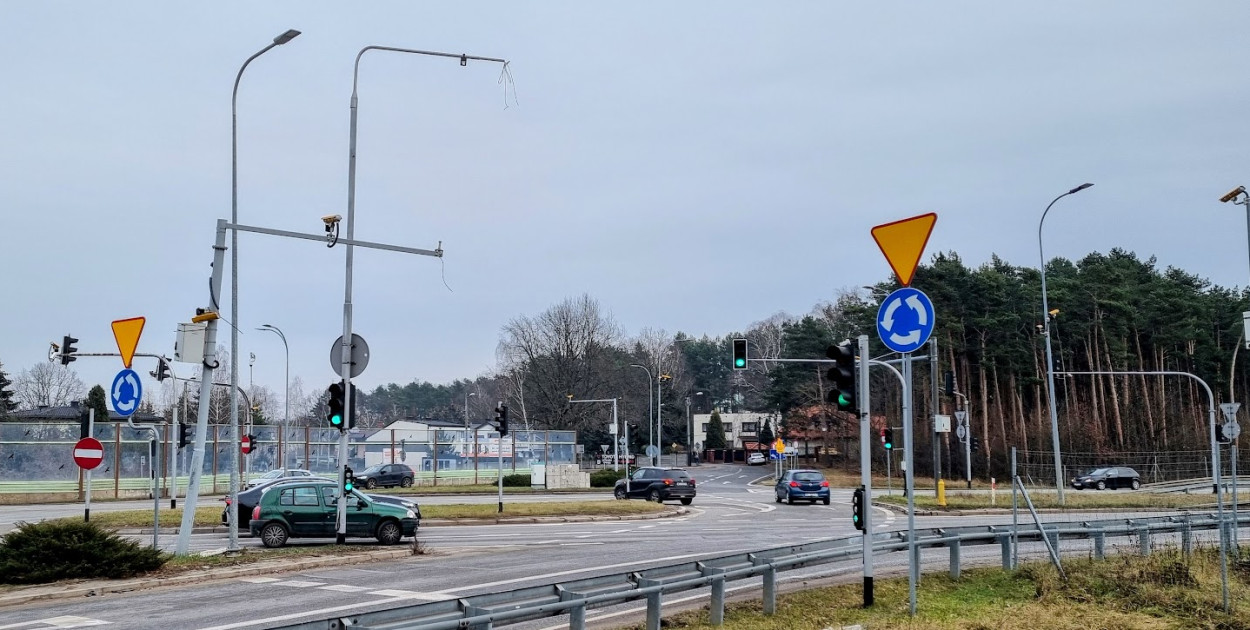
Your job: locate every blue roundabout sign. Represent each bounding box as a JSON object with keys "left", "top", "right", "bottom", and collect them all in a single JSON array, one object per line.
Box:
[{"left": 876, "top": 287, "right": 936, "bottom": 354}]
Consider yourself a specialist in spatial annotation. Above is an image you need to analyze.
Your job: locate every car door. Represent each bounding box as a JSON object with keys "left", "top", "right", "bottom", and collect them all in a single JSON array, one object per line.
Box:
[
  {"left": 346, "top": 490, "right": 377, "bottom": 536},
  {"left": 382, "top": 465, "right": 401, "bottom": 486},
  {"left": 775, "top": 472, "right": 790, "bottom": 500},
  {"left": 281, "top": 485, "right": 328, "bottom": 536},
  {"left": 629, "top": 469, "right": 652, "bottom": 499}
]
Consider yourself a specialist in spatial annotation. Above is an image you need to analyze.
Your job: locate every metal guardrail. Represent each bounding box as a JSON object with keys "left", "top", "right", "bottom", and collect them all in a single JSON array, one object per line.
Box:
[{"left": 273, "top": 511, "right": 1248, "bottom": 630}]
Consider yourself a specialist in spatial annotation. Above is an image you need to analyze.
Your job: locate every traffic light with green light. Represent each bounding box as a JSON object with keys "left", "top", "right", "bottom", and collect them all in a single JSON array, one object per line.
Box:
[
  {"left": 327, "top": 382, "right": 345, "bottom": 429},
  {"left": 732, "top": 338, "right": 747, "bottom": 370},
  {"left": 825, "top": 340, "right": 857, "bottom": 412},
  {"left": 343, "top": 466, "right": 355, "bottom": 493},
  {"left": 851, "top": 486, "right": 865, "bottom": 531},
  {"left": 883, "top": 428, "right": 894, "bottom": 450}
]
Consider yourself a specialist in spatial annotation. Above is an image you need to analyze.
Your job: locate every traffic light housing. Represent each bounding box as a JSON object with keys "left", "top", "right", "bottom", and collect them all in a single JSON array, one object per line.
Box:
[
  {"left": 155, "top": 358, "right": 171, "bottom": 382},
  {"left": 851, "top": 486, "right": 865, "bottom": 531},
  {"left": 495, "top": 402, "right": 509, "bottom": 437},
  {"left": 883, "top": 428, "right": 894, "bottom": 450},
  {"left": 61, "top": 335, "right": 78, "bottom": 366},
  {"left": 343, "top": 466, "right": 355, "bottom": 493},
  {"left": 825, "top": 340, "right": 857, "bottom": 412},
  {"left": 179, "top": 423, "right": 192, "bottom": 449},
  {"left": 327, "top": 382, "right": 345, "bottom": 429},
  {"left": 732, "top": 338, "right": 748, "bottom": 370},
  {"left": 943, "top": 370, "right": 955, "bottom": 397},
  {"left": 969, "top": 436, "right": 980, "bottom": 451},
  {"left": 79, "top": 406, "right": 90, "bottom": 440}
]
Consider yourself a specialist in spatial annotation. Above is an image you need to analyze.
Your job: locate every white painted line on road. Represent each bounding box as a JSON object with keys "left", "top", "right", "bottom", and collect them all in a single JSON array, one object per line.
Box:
[
  {"left": 575, "top": 534, "right": 594, "bottom": 538},
  {"left": 318, "top": 584, "right": 371, "bottom": 592},
  {"left": 272, "top": 580, "right": 326, "bottom": 588},
  {"left": 608, "top": 528, "right": 632, "bottom": 534},
  {"left": 237, "top": 577, "right": 281, "bottom": 583},
  {"left": 558, "top": 542, "right": 604, "bottom": 546},
  {"left": 195, "top": 599, "right": 403, "bottom": 630},
  {"left": 39, "top": 618, "right": 109, "bottom": 629},
  {"left": 369, "top": 589, "right": 446, "bottom": 600}
]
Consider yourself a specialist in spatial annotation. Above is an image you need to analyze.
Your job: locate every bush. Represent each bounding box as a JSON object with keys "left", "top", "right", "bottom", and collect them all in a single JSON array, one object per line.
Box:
[
  {"left": 0, "top": 520, "right": 168, "bottom": 584},
  {"left": 502, "top": 473, "right": 531, "bottom": 487},
  {"left": 590, "top": 468, "right": 626, "bottom": 488}
]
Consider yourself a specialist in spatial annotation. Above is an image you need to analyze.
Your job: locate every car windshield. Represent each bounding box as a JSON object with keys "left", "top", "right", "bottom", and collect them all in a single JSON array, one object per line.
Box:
[
  {"left": 361, "top": 465, "right": 384, "bottom": 475},
  {"left": 793, "top": 472, "right": 824, "bottom": 482},
  {"left": 1086, "top": 468, "right": 1111, "bottom": 476},
  {"left": 258, "top": 470, "right": 283, "bottom": 480}
]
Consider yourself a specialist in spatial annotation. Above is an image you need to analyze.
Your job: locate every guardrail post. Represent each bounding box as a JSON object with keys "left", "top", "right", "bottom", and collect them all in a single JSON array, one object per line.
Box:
[
  {"left": 1001, "top": 535, "right": 1012, "bottom": 570},
  {"left": 710, "top": 576, "right": 726, "bottom": 626},
  {"left": 569, "top": 603, "right": 586, "bottom": 630},
  {"left": 646, "top": 590, "right": 661, "bottom": 630},
  {"left": 1093, "top": 529, "right": 1105, "bottom": 560},
  {"left": 762, "top": 566, "right": 776, "bottom": 615},
  {"left": 1182, "top": 521, "right": 1192, "bottom": 558},
  {"left": 949, "top": 540, "right": 961, "bottom": 579},
  {"left": 1138, "top": 525, "right": 1150, "bottom": 555},
  {"left": 1047, "top": 527, "right": 1059, "bottom": 553}
]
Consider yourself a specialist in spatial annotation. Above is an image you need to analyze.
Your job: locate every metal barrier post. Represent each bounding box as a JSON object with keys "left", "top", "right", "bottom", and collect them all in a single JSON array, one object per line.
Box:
[
  {"left": 762, "top": 567, "right": 776, "bottom": 615},
  {"left": 569, "top": 603, "right": 586, "bottom": 630},
  {"left": 949, "top": 540, "right": 961, "bottom": 579},
  {"left": 1001, "top": 535, "right": 1012, "bottom": 570},
  {"left": 1182, "top": 521, "right": 1192, "bottom": 558},
  {"left": 1138, "top": 525, "right": 1150, "bottom": 555},
  {"left": 710, "top": 577, "right": 726, "bottom": 625},
  {"left": 1093, "top": 530, "right": 1106, "bottom": 560},
  {"left": 645, "top": 591, "right": 661, "bottom": 630}
]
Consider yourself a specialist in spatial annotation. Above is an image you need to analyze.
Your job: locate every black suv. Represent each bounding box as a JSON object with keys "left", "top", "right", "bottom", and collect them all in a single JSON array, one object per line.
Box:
[
  {"left": 1071, "top": 467, "right": 1141, "bottom": 490},
  {"left": 614, "top": 467, "right": 696, "bottom": 505},
  {"left": 354, "top": 463, "right": 416, "bottom": 489}
]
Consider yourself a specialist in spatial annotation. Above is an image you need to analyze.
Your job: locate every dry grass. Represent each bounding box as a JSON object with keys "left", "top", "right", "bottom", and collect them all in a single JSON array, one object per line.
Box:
[
  {"left": 44, "top": 507, "right": 224, "bottom": 529},
  {"left": 643, "top": 547, "right": 1250, "bottom": 630}
]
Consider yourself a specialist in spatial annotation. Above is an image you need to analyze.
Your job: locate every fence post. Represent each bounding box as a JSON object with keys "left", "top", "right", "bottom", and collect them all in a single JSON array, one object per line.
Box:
[
  {"left": 762, "top": 566, "right": 776, "bottom": 615},
  {"left": 1138, "top": 525, "right": 1150, "bottom": 555},
  {"left": 709, "top": 576, "right": 725, "bottom": 626},
  {"left": 1093, "top": 530, "right": 1106, "bottom": 560},
  {"left": 645, "top": 590, "right": 661, "bottom": 630},
  {"left": 949, "top": 539, "right": 961, "bottom": 579}
]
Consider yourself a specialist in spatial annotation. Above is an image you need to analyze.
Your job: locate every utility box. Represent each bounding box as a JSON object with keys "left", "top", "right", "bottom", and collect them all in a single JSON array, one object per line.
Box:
[
  {"left": 174, "top": 323, "right": 207, "bottom": 364},
  {"left": 934, "top": 414, "right": 952, "bottom": 433}
]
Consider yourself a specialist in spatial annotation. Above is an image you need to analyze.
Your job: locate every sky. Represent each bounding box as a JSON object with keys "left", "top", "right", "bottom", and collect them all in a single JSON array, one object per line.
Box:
[{"left": 3, "top": 1, "right": 1250, "bottom": 408}]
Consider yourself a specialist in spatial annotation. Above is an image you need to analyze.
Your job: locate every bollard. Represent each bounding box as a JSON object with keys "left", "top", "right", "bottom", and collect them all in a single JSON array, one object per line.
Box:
[
  {"left": 990, "top": 477, "right": 997, "bottom": 506},
  {"left": 1138, "top": 526, "right": 1150, "bottom": 555},
  {"left": 646, "top": 591, "right": 661, "bottom": 630},
  {"left": 949, "top": 539, "right": 961, "bottom": 579},
  {"left": 570, "top": 603, "right": 586, "bottom": 630},
  {"left": 710, "top": 577, "right": 726, "bottom": 626},
  {"left": 1182, "top": 522, "right": 1192, "bottom": 558},
  {"left": 937, "top": 479, "right": 947, "bottom": 507},
  {"left": 1093, "top": 530, "right": 1105, "bottom": 560},
  {"left": 762, "top": 567, "right": 776, "bottom": 615},
  {"left": 1001, "top": 536, "right": 1013, "bottom": 570}
]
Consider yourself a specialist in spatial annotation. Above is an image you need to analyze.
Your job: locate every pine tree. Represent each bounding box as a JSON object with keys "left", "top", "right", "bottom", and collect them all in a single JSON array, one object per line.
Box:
[
  {"left": 759, "top": 418, "right": 775, "bottom": 450},
  {"left": 86, "top": 385, "right": 110, "bottom": 426},
  {"left": 0, "top": 361, "right": 16, "bottom": 417},
  {"left": 706, "top": 410, "right": 727, "bottom": 449}
]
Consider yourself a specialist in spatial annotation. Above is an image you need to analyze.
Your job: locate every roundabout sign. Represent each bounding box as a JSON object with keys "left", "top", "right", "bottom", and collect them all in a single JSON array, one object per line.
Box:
[{"left": 876, "top": 287, "right": 935, "bottom": 354}]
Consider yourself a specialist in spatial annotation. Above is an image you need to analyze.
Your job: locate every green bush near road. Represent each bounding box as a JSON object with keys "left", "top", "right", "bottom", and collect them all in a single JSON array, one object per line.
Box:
[
  {"left": 591, "top": 468, "right": 626, "bottom": 488},
  {"left": 502, "top": 474, "right": 530, "bottom": 487},
  {"left": 0, "top": 520, "right": 167, "bottom": 584}
]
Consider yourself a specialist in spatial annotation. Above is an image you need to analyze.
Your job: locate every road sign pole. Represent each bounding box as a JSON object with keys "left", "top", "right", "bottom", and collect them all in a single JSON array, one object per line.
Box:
[
  {"left": 152, "top": 427, "right": 161, "bottom": 550},
  {"left": 902, "top": 352, "right": 917, "bottom": 616},
  {"left": 85, "top": 409, "right": 94, "bottom": 523},
  {"left": 857, "top": 334, "right": 873, "bottom": 607}
]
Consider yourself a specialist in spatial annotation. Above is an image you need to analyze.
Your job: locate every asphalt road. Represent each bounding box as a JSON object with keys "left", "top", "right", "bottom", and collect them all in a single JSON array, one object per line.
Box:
[{"left": 0, "top": 464, "right": 1239, "bottom": 630}]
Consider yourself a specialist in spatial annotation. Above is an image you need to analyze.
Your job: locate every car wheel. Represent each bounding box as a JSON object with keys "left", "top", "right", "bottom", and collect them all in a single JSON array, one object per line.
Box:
[
  {"left": 365, "top": 478, "right": 378, "bottom": 490},
  {"left": 260, "top": 522, "right": 288, "bottom": 548},
  {"left": 376, "top": 519, "right": 403, "bottom": 545},
  {"left": 401, "top": 477, "right": 413, "bottom": 488},
  {"left": 823, "top": 497, "right": 831, "bottom": 505},
  {"left": 775, "top": 493, "right": 782, "bottom": 504},
  {"left": 1096, "top": 481, "right": 1106, "bottom": 491},
  {"left": 648, "top": 489, "right": 662, "bottom": 503},
  {"left": 1131, "top": 479, "right": 1140, "bottom": 490},
  {"left": 680, "top": 498, "right": 692, "bottom": 505},
  {"left": 614, "top": 487, "right": 627, "bottom": 500},
  {"left": 787, "top": 495, "right": 795, "bottom": 505}
]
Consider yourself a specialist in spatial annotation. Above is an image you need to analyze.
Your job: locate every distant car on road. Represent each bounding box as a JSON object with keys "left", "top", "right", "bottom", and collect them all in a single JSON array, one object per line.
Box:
[
  {"left": 614, "top": 467, "right": 695, "bottom": 505},
  {"left": 249, "top": 480, "right": 419, "bottom": 548},
  {"left": 775, "top": 469, "right": 830, "bottom": 505},
  {"left": 354, "top": 463, "right": 416, "bottom": 489},
  {"left": 244, "top": 468, "right": 316, "bottom": 490},
  {"left": 746, "top": 452, "right": 767, "bottom": 466},
  {"left": 1071, "top": 467, "right": 1141, "bottom": 490}
]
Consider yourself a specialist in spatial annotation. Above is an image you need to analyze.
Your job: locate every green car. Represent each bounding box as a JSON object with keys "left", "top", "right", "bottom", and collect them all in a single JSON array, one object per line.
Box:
[{"left": 248, "top": 480, "right": 419, "bottom": 548}]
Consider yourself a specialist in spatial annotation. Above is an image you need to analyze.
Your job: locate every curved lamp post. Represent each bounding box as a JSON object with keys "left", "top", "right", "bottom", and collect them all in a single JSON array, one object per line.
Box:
[
  {"left": 629, "top": 364, "right": 654, "bottom": 454},
  {"left": 256, "top": 324, "right": 289, "bottom": 466},
  {"left": 1039, "top": 182, "right": 1093, "bottom": 505}
]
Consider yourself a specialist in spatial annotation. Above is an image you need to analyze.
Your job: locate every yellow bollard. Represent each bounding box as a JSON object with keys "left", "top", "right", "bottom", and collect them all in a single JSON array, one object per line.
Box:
[{"left": 937, "top": 479, "right": 947, "bottom": 506}]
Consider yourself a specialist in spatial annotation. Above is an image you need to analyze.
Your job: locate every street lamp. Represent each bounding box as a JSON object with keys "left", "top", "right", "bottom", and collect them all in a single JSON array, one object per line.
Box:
[
  {"left": 464, "top": 391, "right": 476, "bottom": 428},
  {"left": 686, "top": 391, "right": 704, "bottom": 466},
  {"left": 228, "top": 28, "right": 300, "bottom": 554},
  {"left": 628, "top": 364, "right": 654, "bottom": 459},
  {"left": 1039, "top": 182, "right": 1094, "bottom": 505},
  {"left": 256, "top": 324, "right": 289, "bottom": 465}
]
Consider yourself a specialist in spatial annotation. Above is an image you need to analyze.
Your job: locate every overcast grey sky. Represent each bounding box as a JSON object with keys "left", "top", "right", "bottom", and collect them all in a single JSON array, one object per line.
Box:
[{"left": 3, "top": 2, "right": 1249, "bottom": 403}]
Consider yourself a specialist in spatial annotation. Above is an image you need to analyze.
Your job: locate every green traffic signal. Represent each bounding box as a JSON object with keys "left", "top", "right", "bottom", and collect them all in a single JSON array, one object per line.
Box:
[
  {"left": 330, "top": 413, "right": 343, "bottom": 427},
  {"left": 734, "top": 357, "right": 746, "bottom": 368},
  {"left": 732, "top": 338, "right": 748, "bottom": 370}
]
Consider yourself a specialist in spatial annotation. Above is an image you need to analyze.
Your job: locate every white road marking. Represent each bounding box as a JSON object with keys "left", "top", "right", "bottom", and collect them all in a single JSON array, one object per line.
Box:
[
  {"left": 272, "top": 580, "right": 325, "bottom": 588},
  {"left": 368, "top": 589, "right": 446, "bottom": 600},
  {"left": 237, "top": 576, "right": 281, "bottom": 583},
  {"left": 195, "top": 600, "right": 403, "bottom": 630},
  {"left": 318, "top": 584, "right": 371, "bottom": 592}
]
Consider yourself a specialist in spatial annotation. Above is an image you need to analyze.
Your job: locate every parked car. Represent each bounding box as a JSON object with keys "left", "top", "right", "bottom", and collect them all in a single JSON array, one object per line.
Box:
[
  {"left": 354, "top": 463, "right": 416, "bottom": 489},
  {"left": 746, "top": 452, "right": 767, "bottom": 466},
  {"left": 244, "top": 468, "right": 316, "bottom": 490},
  {"left": 222, "top": 476, "right": 418, "bottom": 526},
  {"left": 1071, "top": 467, "right": 1141, "bottom": 490},
  {"left": 613, "top": 467, "right": 696, "bottom": 505},
  {"left": 775, "top": 469, "right": 830, "bottom": 505},
  {"left": 249, "top": 480, "right": 419, "bottom": 548}
]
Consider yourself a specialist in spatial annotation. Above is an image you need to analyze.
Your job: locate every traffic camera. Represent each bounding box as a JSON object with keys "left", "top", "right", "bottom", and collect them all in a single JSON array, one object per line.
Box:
[
  {"left": 732, "top": 338, "right": 747, "bottom": 370},
  {"left": 60, "top": 335, "right": 78, "bottom": 366},
  {"left": 824, "top": 340, "right": 857, "bottom": 412},
  {"left": 851, "top": 486, "right": 865, "bottom": 531}
]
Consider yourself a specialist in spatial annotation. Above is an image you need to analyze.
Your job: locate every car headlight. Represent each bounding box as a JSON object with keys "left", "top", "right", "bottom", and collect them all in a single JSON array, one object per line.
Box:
[{"left": 405, "top": 509, "right": 416, "bottom": 519}]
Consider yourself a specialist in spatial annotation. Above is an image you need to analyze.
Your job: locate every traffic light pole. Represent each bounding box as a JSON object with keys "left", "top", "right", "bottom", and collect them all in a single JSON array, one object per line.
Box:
[{"left": 856, "top": 335, "right": 872, "bottom": 607}]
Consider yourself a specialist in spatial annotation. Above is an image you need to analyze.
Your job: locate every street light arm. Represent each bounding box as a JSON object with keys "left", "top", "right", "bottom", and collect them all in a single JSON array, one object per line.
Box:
[{"left": 352, "top": 45, "right": 509, "bottom": 97}]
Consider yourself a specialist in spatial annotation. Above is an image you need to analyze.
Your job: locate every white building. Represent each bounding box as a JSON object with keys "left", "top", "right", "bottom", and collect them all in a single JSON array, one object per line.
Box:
[{"left": 690, "top": 412, "right": 777, "bottom": 450}]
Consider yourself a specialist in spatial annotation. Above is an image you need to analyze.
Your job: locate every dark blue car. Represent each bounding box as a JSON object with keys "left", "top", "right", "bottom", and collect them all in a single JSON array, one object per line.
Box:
[{"left": 775, "top": 469, "right": 830, "bottom": 505}]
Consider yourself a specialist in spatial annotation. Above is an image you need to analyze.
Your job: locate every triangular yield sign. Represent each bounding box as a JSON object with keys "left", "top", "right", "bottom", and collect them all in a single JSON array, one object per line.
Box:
[
  {"left": 870, "top": 213, "right": 937, "bottom": 286},
  {"left": 111, "top": 317, "right": 146, "bottom": 369}
]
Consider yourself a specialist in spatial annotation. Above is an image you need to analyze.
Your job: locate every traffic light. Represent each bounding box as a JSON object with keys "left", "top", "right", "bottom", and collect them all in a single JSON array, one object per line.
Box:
[
  {"left": 851, "top": 486, "right": 865, "bottom": 531},
  {"left": 326, "top": 382, "right": 345, "bottom": 429},
  {"left": 60, "top": 335, "right": 78, "bottom": 366},
  {"left": 154, "top": 358, "right": 171, "bottom": 382},
  {"left": 943, "top": 370, "right": 955, "bottom": 397},
  {"left": 883, "top": 428, "right": 894, "bottom": 450},
  {"left": 969, "top": 436, "right": 980, "bottom": 451},
  {"left": 824, "top": 340, "right": 857, "bottom": 412},
  {"left": 345, "top": 382, "right": 359, "bottom": 430},
  {"left": 343, "top": 466, "right": 355, "bottom": 493},
  {"left": 79, "top": 406, "right": 90, "bottom": 440},
  {"left": 179, "top": 423, "right": 192, "bottom": 449},
  {"left": 732, "top": 338, "right": 748, "bottom": 370},
  {"left": 495, "top": 402, "right": 510, "bottom": 437}
]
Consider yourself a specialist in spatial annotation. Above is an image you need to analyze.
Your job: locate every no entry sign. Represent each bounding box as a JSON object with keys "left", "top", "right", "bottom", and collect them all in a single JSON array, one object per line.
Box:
[
  {"left": 73, "top": 437, "right": 104, "bottom": 470},
  {"left": 241, "top": 434, "right": 253, "bottom": 455}
]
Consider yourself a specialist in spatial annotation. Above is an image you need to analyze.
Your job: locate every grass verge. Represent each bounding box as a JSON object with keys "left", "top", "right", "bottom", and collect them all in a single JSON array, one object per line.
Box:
[{"left": 645, "top": 547, "right": 1250, "bottom": 629}]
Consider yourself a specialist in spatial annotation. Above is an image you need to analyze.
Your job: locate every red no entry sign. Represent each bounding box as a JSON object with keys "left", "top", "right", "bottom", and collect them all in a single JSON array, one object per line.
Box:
[
  {"left": 240, "top": 434, "right": 253, "bottom": 455},
  {"left": 73, "top": 437, "right": 104, "bottom": 470}
]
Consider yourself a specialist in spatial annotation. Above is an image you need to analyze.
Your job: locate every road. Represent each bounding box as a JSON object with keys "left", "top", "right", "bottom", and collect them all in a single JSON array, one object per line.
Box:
[{"left": 0, "top": 463, "right": 1235, "bottom": 630}]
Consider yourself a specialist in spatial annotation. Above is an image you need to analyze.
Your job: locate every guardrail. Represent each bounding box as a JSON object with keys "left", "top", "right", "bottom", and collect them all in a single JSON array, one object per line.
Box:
[{"left": 273, "top": 511, "right": 1248, "bottom": 630}]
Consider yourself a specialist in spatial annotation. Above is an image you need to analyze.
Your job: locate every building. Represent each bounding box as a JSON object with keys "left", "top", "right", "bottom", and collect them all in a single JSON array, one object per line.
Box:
[{"left": 690, "top": 412, "right": 777, "bottom": 450}]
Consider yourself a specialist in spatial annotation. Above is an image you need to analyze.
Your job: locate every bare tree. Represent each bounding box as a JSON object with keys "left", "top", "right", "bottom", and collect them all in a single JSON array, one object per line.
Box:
[
  {"left": 747, "top": 312, "right": 791, "bottom": 374},
  {"left": 13, "top": 362, "right": 85, "bottom": 409}
]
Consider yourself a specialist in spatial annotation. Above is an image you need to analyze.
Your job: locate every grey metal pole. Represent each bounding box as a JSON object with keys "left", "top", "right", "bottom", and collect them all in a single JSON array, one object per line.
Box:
[
  {"left": 497, "top": 428, "right": 504, "bottom": 513},
  {"left": 84, "top": 408, "right": 93, "bottom": 522},
  {"left": 858, "top": 335, "right": 873, "bottom": 607},
  {"left": 169, "top": 405, "right": 177, "bottom": 509},
  {"left": 1039, "top": 184, "right": 1093, "bottom": 506},
  {"left": 1233, "top": 442, "right": 1239, "bottom": 550},
  {"left": 152, "top": 428, "right": 161, "bottom": 550},
  {"left": 1011, "top": 446, "right": 1018, "bottom": 569},
  {"left": 631, "top": 365, "right": 653, "bottom": 461},
  {"left": 230, "top": 28, "right": 300, "bottom": 550},
  {"left": 930, "top": 337, "right": 939, "bottom": 487},
  {"left": 903, "top": 353, "right": 917, "bottom": 616}
]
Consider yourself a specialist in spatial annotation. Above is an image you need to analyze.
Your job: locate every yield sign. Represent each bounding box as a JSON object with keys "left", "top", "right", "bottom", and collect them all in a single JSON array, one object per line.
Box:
[
  {"left": 111, "top": 317, "right": 146, "bottom": 368},
  {"left": 73, "top": 437, "right": 104, "bottom": 470},
  {"left": 871, "top": 213, "right": 937, "bottom": 287}
]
